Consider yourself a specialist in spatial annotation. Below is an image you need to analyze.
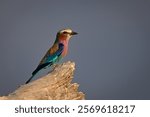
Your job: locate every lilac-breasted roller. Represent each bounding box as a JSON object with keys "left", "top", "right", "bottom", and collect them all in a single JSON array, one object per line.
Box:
[{"left": 25, "top": 28, "right": 78, "bottom": 84}]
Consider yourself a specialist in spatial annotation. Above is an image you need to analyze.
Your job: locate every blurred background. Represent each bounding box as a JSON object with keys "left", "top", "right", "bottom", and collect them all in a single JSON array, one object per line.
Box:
[{"left": 0, "top": 0, "right": 150, "bottom": 99}]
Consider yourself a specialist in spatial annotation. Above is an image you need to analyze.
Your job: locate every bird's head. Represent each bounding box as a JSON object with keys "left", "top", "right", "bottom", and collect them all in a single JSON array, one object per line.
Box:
[{"left": 56, "top": 28, "right": 78, "bottom": 41}]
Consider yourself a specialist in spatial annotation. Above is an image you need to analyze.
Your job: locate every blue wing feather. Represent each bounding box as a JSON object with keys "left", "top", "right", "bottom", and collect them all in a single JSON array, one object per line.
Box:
[
  {"left": 32, "top": 43, "right": 64, "bottom": 75},
  {"left": 45, "top": 43, "right": 63, "bottom": 63}
]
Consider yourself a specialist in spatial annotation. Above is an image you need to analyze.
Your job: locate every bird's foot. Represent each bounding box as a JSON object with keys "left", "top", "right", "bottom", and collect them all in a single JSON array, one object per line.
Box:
[
  {"left": 52, "top": 63, "right": 59, "bottom": 69},
  {"left": 47, "top": 64, "right": 59, "bottom": 74}
]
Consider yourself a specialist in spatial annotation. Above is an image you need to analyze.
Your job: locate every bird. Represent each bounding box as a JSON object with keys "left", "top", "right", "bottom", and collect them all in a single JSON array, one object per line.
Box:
[{"left": 25, "top": 28, "right": 78, "bottom": 84}]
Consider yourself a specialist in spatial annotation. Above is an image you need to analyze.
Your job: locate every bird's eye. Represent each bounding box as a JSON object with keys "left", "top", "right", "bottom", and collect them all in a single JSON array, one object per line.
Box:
[{"left": 63, "top": 31, "right": 68, "bottom": 34}]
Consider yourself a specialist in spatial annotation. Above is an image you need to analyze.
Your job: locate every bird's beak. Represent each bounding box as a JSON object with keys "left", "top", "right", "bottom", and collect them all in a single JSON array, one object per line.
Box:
[{"left": 71, "top": 31, "right": 78, "bottom": 35}]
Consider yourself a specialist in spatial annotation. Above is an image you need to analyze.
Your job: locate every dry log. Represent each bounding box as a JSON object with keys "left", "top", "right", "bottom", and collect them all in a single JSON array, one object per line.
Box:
[{"left": 0, "top": 61, "right": 85, "bottom": 100}]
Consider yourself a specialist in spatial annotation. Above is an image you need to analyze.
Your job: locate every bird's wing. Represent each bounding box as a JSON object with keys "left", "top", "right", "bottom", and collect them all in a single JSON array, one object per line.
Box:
[{"left": 32, "top": 43, "right": 64, "bottom": 75}]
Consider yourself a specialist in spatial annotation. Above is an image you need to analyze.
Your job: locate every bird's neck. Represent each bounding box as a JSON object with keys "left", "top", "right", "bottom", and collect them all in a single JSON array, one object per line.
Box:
[
  {"left": 57, "top": 34, "right": 69, "bottom": 45},
  {"left": 59, "top": 38, "right": 69, "bottom": 44}
]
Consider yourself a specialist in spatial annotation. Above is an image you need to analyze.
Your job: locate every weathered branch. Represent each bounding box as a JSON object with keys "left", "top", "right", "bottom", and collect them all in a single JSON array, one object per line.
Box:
[{"left": 0, "top": 61, "right": 85, "bottom": 100}]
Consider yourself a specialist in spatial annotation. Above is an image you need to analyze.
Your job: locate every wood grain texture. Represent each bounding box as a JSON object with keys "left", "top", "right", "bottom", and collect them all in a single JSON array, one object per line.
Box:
[{"left": 0, "top": 61, "right": 85, "bottom": 100}]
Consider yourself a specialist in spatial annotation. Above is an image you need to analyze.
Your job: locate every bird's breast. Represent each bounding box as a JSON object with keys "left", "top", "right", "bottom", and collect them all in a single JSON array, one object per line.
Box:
[{"left": 59, "top": 40, "right": 69, "bottom": 57}]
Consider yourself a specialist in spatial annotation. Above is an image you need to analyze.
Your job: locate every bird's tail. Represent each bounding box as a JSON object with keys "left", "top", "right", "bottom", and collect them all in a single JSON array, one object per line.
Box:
[
  {"left": 25, "top": 62, "right": 52, "bottom": 84},
  {"left": 25, "top": 75, "right": 35, "bottom": 84}
]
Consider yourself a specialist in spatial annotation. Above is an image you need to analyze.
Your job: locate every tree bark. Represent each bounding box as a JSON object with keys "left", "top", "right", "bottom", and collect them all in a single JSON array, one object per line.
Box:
[{"left": 0, "top": 61, "right": 85, "bottom": 100}]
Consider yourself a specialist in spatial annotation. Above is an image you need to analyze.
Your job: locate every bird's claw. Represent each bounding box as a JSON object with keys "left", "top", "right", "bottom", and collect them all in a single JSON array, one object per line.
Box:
[{"left": 52, "top": 63, "right": 59, "bottom": 69}]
